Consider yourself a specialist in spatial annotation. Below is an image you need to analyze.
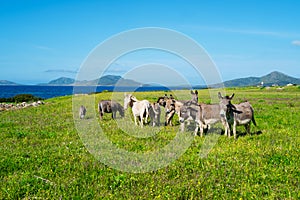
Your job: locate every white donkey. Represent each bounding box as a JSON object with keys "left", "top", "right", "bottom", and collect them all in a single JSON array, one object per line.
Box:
[{"left": 124, "top": 93, "right": 151, "bottom": 127}]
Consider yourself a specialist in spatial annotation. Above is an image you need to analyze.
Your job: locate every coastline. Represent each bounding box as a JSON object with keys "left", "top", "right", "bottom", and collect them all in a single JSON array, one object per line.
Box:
[{"left": 0, "top": 85, "right": 204, "bottom": 100}]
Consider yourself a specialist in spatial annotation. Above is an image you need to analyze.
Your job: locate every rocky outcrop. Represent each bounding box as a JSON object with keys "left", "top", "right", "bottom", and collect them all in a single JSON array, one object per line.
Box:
[{"left": 0, "top": 101, "right": 45, "bottom": 111}]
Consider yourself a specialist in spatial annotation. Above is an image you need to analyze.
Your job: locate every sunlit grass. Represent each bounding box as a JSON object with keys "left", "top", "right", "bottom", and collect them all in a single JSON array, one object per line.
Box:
[{"left": 0, "top": 86, "right": 299, "bottom": 199}]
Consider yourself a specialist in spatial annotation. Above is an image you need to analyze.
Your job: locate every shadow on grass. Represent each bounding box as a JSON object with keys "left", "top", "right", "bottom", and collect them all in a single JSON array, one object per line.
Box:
[{"left": 236, "top": 130, "right": 263, "bottom": 139}]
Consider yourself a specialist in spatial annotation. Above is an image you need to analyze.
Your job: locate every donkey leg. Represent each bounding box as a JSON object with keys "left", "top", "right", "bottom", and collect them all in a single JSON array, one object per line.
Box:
[
  {"left": 145, "top": 114, "right": 148, "bottom": 124},
  {"left": 139, "top": 113, "right": 144, "bottom": 127},
  {"left": 165, "top": 113, "right": 171, "bottom": 126},
  {"left": 194, "top": 121, "right": 200, "bottom": 136},
  {"left": 134, "top": 116, "right": 138, "bottom": 126},
  {"left": 199, "top": 122, "right": 204, "bottom": 137},
  {"left": 221, "top": 119, "right": 230, "bottom": 137},
  {"left": 226, "top": 122, "right": 231, "bottom": 137},
  {"left": 245, "top": 123, "right": 250, "bottom": 135},
  {"left": 152, "top": 117, "right": 156, "bottom": 127},
  {"left": 157, "top": 115, "right": 160, "bottom": 126},
  {"left": 223, "top": 124, "right": 227, "bottom": 136},
  {"left": 140, "top": 116, "right": 144, "bottom": 128},
  {"left": 233, "top": 122, "right": 237, "bottom": 139},
  {"left": 180, "top": 122, "right": 185, "bottom": 132},
  {"left": 194, "top": 127, "right": 199, "bottom": 136},
  {"left": 166, "top": 111, "right": 175, "bottom": 126},
  {"left": 171, "top": 110, "right": 176, "bottom": 125}
]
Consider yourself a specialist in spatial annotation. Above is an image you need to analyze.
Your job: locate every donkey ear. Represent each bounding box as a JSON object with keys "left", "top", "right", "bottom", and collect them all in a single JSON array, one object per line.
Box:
[
  {"left": 218, "top": 92, "right": 223, "bottom": 99},
  {"left": 190, "top": 90, "right": 194, "bottom": 94},
  {"left": 229, "top": 93, "right": 235, "bottom": 99},
  {"left": 195, "top": 90, "right": 198, "bottom": 95}
]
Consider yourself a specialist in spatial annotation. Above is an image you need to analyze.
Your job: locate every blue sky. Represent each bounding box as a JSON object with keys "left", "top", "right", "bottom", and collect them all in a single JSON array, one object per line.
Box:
[{"left": 1, "top": 0, "right": 300, "bottom": 85}]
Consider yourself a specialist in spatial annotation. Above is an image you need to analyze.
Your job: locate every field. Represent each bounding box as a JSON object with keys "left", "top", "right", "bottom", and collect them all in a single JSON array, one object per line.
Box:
[{"left": 0, "top": 86, "right": 299, "bottom": 199}]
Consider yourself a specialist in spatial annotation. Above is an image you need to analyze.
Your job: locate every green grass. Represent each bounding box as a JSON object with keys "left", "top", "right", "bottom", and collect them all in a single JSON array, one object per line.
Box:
[{"left": 0, "top": 87, "right": 299, "bottom": 199}]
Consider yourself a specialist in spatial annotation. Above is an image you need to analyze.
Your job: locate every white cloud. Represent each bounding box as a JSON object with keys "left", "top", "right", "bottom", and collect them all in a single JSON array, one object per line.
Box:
[
  {"left": 45, "top": 69, "right": 78, "bottom": 74},
  {"left": 181, "top": 25, "right": 300, "bottom": 38},
  {"left": 33, "top": 45, "right": 53, "bottom": 51},
  {"left": 292, "top": 40, "right": 300, "bottom": 46}
]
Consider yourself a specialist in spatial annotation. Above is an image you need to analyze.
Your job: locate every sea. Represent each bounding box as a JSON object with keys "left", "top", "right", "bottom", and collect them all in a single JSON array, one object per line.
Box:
[{"left": 0, "top": 85, "right": 196, "bottom": 99}]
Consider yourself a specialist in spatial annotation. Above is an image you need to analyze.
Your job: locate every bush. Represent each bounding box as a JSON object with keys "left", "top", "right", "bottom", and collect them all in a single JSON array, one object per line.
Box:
[
  {"left": 13, "top": 94, "right": 43, "bottom": 103},
  {"left": 0, "top": 97, "right": 13, "bottom": 102},
  {"left": 0, "top": 94, "right": 43, "bottom": 103}
]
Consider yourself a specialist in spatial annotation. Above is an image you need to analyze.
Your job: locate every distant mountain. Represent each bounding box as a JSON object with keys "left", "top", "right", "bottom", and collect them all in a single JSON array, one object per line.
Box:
[
  {"left": 0, "top": 80, "right": 18, "bottom": 85},
  {"left": 3, "top": 71, "right": 298, "bottom": 87},
  {"left": 84, "top": 75, "right": 141, "bottom": 86},
  {"left": 260, "top": 71, "right": 300, "bottom": 85},
  {"left": 46, "top": 75, "right": 142, "bottom": 86},
  {"left": 99, "top": 75, "right": 123, "bottom": 85},
  {"left": 221, "top": 71, "right": 300, "bottom": 87},
  {"left": 48, "top": 77, "right": 75, "bottom": 85}
]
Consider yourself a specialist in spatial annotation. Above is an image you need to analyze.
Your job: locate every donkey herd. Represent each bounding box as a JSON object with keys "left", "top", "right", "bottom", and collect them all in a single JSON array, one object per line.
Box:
[{"left": 79, "top": 90, "right": 256, "bottom": 139}]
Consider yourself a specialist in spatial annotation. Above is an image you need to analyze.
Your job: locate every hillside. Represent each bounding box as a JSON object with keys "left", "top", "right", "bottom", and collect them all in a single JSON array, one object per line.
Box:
[
  {"left": 260, "top": 71, "right": 300, "bottom": 85},
  {"left": 0, "top": 80, "right": 18, "bottom": 85},
  {"left": 85, "top": 75, "right": 141, "bottom": 86},
  {"left": 222, "top": 71, "right": 300, "bottom": 87},
  {"left": 2, "top": 71, "right": 299, "bottom": 87},
  {"left": 47, "top": 75, "right": 141, "bottom": 86},
  {"left": 48, "top": 77, "right": 75, "bottom": 85}
]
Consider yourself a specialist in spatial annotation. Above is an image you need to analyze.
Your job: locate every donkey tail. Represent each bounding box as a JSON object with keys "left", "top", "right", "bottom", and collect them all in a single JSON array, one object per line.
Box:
[
  {"left": 250, "top": 106, "right": 257, "bottom": 126},
  {"left": 252, "top": 115, "right": 257, "bottom": 126},
  {"left": 98, "top": 102, "right": 101, "bottom": 113}
]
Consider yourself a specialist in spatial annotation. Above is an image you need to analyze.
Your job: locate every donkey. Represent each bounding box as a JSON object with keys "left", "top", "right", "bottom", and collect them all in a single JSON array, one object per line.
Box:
[
  {"left": 198, "top": 102, "right": 231, "bottom": 136},
  {"left": 149, "top": 102, "right": 161, "bottom": 127},
  {"left": 178, "top": 101, "right": 202, "bottom": 136},
  {"left": 178, "top": 100, "right": 231, "bottom": 137},
  {"left": 98, "top": 100, "right": 124, "bottom": 120},
  {"left": 157, "top": 90, "right": 198, "bottom": 126},
  {"left": 79, "top": 105, "right": 86, "bottom": 119},
  {"left": 218, "top": 92, "right": 256, "bottom": 139},
  {"left": 157, "top": 94, "right": 176, "bottom": 126},
  {"left": 124, "top": 93, "right": 151, "bottom": 127}
]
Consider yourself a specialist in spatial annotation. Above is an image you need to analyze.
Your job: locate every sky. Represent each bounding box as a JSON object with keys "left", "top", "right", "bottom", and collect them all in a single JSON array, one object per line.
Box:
[{"left": 1, "top": 0, "right": 300, "bottom": 85}]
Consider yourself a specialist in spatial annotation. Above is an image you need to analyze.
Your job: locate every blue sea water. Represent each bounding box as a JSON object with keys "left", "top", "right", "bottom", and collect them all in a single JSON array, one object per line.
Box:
[{"left": 0, "top": 85, "right": 191, "bottom": 99}]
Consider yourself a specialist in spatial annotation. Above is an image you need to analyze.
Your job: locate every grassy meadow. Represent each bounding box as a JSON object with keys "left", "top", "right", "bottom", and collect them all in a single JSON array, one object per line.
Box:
[{"left": 0, "top": 86, "right": 299, "bottom": 199}]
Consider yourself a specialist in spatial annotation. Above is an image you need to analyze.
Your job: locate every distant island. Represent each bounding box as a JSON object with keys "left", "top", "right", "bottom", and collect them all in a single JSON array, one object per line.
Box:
[
  {"left": 45, "top": 75, "right": 142, "bottom": 86},
  {"left": 218, "top": 71, "right": 300, "bottom": 87},
  {"left": 1, "top": 71, "right": 299, "bottom": 87},
  {"left": 0, "top": 80, "right": 18, "bottom": 85}
]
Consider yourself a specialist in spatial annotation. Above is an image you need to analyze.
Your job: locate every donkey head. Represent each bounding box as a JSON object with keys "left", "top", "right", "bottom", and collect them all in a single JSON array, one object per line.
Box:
[
  {"left": 218, "top": 92, "right": 242, "bottom": 118},
  {"left": 164, "top": 98, "right": 176, "bottom": 114},
  {"left": 157, "top": 94, "right": 174, "bottom": 107},
  {"left": 157, "top": 95, "right": 167, "bottom": 106},
  {"left": 124, "top": 93, "right": 134, "bottom": 110},
  {"left": 218, "top": 92, "right": 235, "bottom": 115}
]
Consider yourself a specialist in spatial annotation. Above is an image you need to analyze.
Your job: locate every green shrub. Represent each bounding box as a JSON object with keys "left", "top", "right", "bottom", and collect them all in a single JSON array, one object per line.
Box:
[
  {"left": 0, "top": 97, "right": 13, "bottom": 102},
  {"left": 0, "top": 94, "right": 43, "bottom": 103},
  {"left": 12, "top": 94, "right": 43, "bottom": 103}
]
